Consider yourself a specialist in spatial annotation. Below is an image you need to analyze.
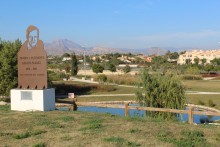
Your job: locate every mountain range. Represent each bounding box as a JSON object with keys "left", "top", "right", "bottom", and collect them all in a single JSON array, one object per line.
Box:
[{"left": 44, "top": 39, "right": 170, "bottom": 56}]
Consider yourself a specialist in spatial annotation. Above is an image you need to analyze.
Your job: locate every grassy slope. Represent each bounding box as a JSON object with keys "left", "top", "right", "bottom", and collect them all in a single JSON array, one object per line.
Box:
[{"left": 0, "top": 106, "right": 219, "bottom": 147}]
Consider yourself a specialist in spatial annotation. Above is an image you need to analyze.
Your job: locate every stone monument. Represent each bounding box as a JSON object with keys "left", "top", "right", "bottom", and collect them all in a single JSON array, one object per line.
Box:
[{"left": 11, "top": 25, "right": 55, "bottom": 111}]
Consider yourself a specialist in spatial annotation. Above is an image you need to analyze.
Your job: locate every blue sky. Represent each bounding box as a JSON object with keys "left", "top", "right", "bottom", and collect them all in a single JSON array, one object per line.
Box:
[{"left": 1, "top": 0, "right": 220, "bottom": 49}]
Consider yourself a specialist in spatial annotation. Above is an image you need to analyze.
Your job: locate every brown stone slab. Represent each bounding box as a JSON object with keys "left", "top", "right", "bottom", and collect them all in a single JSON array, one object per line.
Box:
[{"left": 18, "top": 25, "right": 47, "bottom": 89}]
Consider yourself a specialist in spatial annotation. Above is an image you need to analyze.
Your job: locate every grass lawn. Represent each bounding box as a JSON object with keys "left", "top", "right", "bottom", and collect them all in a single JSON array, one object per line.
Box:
[
  {"left": 54, "top": 80, "right": 220, "bottom": 109},
  {"left": 183, "top": 80, "right": 220, "bottom": 92},
  {"left": 53, "top": 81, "right": 137, "bottom": 96},
  {"left": 186, "top": 94, "right": 220, "bottom": 109},
  {"left": 0, "top": 105, "right": 220, "bottom": 147}
]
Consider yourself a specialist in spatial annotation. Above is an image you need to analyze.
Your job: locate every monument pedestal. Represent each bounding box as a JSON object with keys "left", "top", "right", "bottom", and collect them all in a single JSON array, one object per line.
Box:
[{"left": 10, "top": 88, "right": 55, "bottom": 111}]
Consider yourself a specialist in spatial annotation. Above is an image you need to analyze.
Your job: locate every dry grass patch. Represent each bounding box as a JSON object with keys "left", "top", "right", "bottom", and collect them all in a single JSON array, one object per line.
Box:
[{"left": 0, "top": 105, "right": 220, "bottom": 146}]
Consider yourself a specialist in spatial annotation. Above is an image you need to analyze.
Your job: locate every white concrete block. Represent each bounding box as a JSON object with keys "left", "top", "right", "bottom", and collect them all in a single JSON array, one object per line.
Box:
[{"left": 10, "top": 88, "right": 55, "bottom": 111}]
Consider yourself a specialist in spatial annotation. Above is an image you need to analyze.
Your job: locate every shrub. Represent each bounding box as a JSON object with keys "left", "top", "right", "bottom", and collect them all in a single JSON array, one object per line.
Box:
[
  {"left": 198, "top": 100, "right": 205, "bottom": 105},
  {"left": 105, "top": 75, "right": 137, "bottom": 85},
  {"left": 92, "top": 64, "right": 104, "bottom": 74},
  {"left": 97, "top": 74, "right": 107, "bottom": 83},
  {"left": 123, "top": 65, "right": 131, "bottom": 73},
  {"left": 208, "top": 99, "right": 216, "bottom": 107}
]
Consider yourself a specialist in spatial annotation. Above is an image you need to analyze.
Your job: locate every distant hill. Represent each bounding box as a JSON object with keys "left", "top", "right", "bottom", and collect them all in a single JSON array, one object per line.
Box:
[
  {"left": 45, "top": 39, "right": 84, "bottom": 55},
  {"left": 44, "top": 39, "right": 168, "bottom": 56},
  {"left": 89, "top": 46, "right": 124, "bottom": 55}
]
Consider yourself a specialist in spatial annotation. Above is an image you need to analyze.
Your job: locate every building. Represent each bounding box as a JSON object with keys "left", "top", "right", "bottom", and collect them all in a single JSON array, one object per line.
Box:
[
  {"left": 178, "top": 49, "right": 220, "bottom": 65},
  {"left": 62, "top": 57, "right": 71, "bottom": 61}
]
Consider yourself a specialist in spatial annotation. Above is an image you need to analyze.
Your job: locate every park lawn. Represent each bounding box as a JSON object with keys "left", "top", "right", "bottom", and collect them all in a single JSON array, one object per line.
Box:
[
  {"left": 53, "top": 81, "right": 137, "bottom": 96},
  {"left": 57, "top": 96, "right": 135, "bottom": 103},
  {"left": 54, "top": 80, "right": 220, "bottom": 109},
  {"left": 0, "top": 105, "right": 220, "bottom": 147},
  {"left": 89, "top": 86, "right": 136, "bottom": 95},
  {"left": 183, "top": 80, "right": 220, "bottom": 92},
  {"left": 186, "top": 94, "right": 220, "bottom": 109}
]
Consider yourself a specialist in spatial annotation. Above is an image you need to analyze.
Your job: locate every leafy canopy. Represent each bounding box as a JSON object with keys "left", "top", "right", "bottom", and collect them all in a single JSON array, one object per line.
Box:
[{"left": 0, "top": 39, "right": 21, "bottom": 96}]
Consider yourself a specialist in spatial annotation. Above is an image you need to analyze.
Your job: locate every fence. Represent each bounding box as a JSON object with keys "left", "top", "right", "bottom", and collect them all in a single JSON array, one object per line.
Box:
[{"left": 76, "top": 101, "right": 220, "bottom": 125}]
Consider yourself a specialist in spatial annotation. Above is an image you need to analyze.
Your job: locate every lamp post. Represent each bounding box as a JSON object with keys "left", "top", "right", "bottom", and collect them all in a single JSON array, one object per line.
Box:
[{"left": 83, "top": 47, "right": 86, "bottom": 80}]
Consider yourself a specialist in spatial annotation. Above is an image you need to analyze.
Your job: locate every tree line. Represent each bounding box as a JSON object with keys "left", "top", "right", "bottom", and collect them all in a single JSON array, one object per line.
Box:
[{"left": 0, "top": 39, "right": 21, "bottom": 96}]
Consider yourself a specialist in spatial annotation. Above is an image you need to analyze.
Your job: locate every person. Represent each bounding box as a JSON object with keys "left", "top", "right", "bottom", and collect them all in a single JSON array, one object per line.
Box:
[{"left": 18, "top": 25, "right": 48, "bottom": 89}]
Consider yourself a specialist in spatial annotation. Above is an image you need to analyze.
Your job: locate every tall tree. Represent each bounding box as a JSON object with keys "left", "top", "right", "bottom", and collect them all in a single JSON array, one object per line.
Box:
[
  {"left": 185, "top": 59, "right": 192, "bottom": 65},
  {"left": 152, "top": 56, "right": 167, "bottom": 64},
  {"left": 62, "top": 53, "right": 70, "bottom": 57},
  {"left": 201, "top": 58, "right": 207, "bottom": 66},
  {"left": 210, "top": 58, "right": 220, "bottom": 66},
  {"left": 193, "top": 58, "right": 199, "bottom": 65},
  {"left": 70, "top": 53, "right": 78, "bottom": 76},
  {"left": 0, "top": 39, "right": 21, "bottom": 96}
]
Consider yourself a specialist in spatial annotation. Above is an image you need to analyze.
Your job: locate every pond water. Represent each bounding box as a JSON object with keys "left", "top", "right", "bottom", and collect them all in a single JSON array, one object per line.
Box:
[
  {"left": 77, "top": 105, "right": 220, "bottom": 124},
  {"left": 58, "top": 105, "right": 220, "bottom": 124}
]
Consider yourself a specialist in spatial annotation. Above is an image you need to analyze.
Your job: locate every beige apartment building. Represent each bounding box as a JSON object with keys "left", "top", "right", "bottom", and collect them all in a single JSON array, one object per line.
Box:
[{"left": 178, "top": 49, "right": 220, "bottom": 65}]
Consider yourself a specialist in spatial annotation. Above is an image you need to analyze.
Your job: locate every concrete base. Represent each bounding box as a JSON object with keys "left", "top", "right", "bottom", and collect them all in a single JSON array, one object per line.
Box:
[{"left": 10, "top": 88, "right": 55, "bottom": 111}]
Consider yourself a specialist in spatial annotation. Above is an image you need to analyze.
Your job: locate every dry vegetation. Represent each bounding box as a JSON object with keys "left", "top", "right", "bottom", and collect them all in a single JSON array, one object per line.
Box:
[{"left": 0, "top": 105, "right": 220, "bottom": 147}]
